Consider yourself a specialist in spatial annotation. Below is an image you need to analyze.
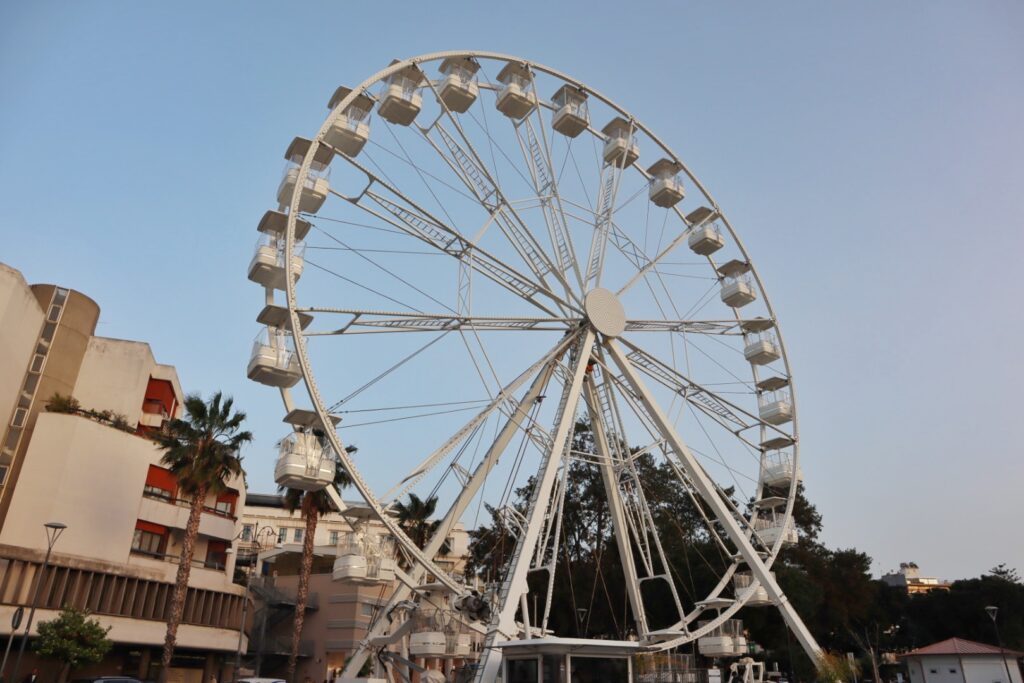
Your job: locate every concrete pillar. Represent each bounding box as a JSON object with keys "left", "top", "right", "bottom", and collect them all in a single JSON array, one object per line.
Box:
[
  {"left": 138, "top": 649, "right": 152, "bottom": 680},
  {"left": 202, "top": 653, "right": 217, "bottom": 683}
]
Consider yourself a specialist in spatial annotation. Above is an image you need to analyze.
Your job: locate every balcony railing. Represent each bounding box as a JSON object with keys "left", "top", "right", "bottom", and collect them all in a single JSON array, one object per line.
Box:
[
  {"left": 141, "top": 489, "right": 237, "bottom": 520},
  {"left": 129, "top": 547, "right": 228, "bottom": 572}
]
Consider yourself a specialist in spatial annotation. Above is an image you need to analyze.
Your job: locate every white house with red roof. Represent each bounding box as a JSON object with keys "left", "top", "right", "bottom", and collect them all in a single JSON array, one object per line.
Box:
[{"left": 902, "top": 637, "right": 1023, "bottom": 683}]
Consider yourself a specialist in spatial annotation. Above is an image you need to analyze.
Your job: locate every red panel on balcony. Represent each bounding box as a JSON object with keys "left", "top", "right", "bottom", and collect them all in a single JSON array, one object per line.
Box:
[
  {"left": 145, "top": 465, "right": 177, "bottom": 493},
  {"left": 143, "top": 377, "right": 177, "bottom": 418},
  {"left": 136, "top": 520, "right": 168, "bottom": 534}
]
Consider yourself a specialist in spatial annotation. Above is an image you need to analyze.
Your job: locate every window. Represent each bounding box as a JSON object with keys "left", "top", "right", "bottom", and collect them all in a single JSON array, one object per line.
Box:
[
  {"left": 143, "top": 485, "right": 172, "bottom": 501},
  {"left": 294, "top": 528, "right": 303, "bottom": 542},
  {"left": 0, "top": 465, "right": 8, "bottom": 485},
  {"left": 278, "top": 528, "right": 287, "bottom": 543},
  {"left": 206, "top": 541, "right": 228, "bottom": 569},
  {"left": 144, "top": 465, "right": 176, "bottom": 501},
  {"left": 132, "top": 522, "right": 167, "bottom": 556},
  {"left": 215, "top": 490, "right": 238, "bottom": 517},
  {"left": 329, "top": 530, "right": 340, "bottom": 545},
  {"left": 241, "top": 525, "right": 253, "bottom": 541},
  {"left": 361, "top": 603, "right": 376, "bottom": 617},
  {"left": 215, "top": 500, "right": 234, "bottom": 515}
]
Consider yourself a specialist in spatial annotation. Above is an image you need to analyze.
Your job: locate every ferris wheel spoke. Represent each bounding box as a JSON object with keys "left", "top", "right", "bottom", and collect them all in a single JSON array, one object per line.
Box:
[
  {"left": 479, "top": 329, "right": 596, "bottom": 673},
  {"left": 297, "top": 308, "right": 578, "bottom": 335},
  {"left": 348, "top": 186, "right": 570, "bottom": 317},
  {"left": 380, "top": 331, "right": 575, "bottom": 505},
  {"left": 414, "top": 114, "right": 581, "bottom": 309},
  {"left": 624, "top": 319, "right": 747, "bottom": 335},
  {"left": 617, "top": 220, "right": 701, "bottom": 297},
  {"left": 513, "top": 110, "right": 585, "bottom": 292},
  {"left": 617, "top": 338, "right": 771, "bottom": 446},
  {"left": 584, "top": 123, "right": 634, "bottom": 289}
]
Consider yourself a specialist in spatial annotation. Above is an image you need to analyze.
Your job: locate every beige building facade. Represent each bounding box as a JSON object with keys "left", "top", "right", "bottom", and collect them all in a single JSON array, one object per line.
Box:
[
  {"left": 0, "top": 263, "right": 246, "bottom": 683},
  {"left": 238, "top": 494, "right": 474, "bottom": 681}
]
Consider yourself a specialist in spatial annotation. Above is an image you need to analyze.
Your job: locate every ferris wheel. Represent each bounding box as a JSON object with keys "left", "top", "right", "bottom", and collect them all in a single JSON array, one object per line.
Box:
[{"left": 246, "top": 51, "right": 823, "bottom": 681}]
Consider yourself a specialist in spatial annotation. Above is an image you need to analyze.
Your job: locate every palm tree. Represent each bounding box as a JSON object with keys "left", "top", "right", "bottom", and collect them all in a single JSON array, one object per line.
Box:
[
  {"left": 279, "top": 437, "right": 354, "bottom": 683},
  {"left": 155, "top": 392, "right": 250, "bottom": 683},
  {"left": 393, "top": 493, "right": 451, "bottom": 556}
]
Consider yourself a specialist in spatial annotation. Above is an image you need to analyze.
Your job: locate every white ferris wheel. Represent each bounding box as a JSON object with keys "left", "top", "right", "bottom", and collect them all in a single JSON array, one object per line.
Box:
[{"left": 246, "top": 51, "right": 822, "bottom": 682}]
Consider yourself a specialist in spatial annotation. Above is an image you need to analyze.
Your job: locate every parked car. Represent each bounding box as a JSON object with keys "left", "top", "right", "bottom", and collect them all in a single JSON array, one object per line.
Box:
[{"left": 71, "top": 677, "right": 143, "bottom": 683}]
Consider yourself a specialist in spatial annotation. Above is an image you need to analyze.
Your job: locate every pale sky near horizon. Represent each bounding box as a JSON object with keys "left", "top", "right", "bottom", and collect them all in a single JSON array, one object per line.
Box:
[{"left": 2, "top": 2, "right": 1022, "bottom": 582}]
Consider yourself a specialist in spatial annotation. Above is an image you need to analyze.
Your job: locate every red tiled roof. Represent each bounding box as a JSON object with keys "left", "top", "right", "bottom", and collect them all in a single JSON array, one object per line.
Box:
[{"left": 902, "top": 638, "right": 1024, "bottom": 658}]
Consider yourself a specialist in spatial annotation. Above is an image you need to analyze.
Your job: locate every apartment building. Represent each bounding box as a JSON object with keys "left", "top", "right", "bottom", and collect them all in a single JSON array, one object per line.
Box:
[
  {"left": 0, "top": 263, "right": 246, "bottom": 683},
  {"left": 238, "top": 493, "right": 473, "bottom": 681}
]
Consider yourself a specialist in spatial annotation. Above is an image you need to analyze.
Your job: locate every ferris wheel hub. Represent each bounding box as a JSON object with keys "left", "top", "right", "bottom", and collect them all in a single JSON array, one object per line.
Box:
[{"left": 584, "top": 288, "right": 626, "bottom": 338}]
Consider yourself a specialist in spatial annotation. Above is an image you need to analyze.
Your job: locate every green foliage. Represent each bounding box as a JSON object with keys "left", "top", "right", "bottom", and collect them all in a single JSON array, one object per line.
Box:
[
  {"left": 815, "top": 652, "right": 859, "bottom": 683},
  {"left": 156, "top": 391, "right": 250, "bottom": 498},
  {"left": 989, "top": 563, "right": 1021, "bottom": 584},
  {"left": 34, "top": 608, "right": 113, "bottom": 673},
  {"left": 45, "top": 393, "right": 81, "bottom": 414},
  {"left": 394, "top": 493, "right": 451, "bottom": 555}
]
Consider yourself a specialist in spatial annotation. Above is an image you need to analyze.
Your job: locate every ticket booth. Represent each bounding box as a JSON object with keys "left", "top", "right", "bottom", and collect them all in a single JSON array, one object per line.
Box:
[{"left": 499, "top": 637, "right": 639, "bottom": 683}]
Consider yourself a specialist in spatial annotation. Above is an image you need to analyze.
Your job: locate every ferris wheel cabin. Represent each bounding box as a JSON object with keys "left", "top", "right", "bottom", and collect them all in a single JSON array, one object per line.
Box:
[
  {"left": 687, "top": 207, "right": 726, "bottom": 256},
  {"left": 377, "top": 60, "right": 425, "bottom": 126},
  {"left": 756, "top": 376, "right": 793, "bottom": 425},
  {"left": 647, "top": 158, "right": 686, "bottom": 208},
  {"left": 277, "top": 137, "right": 332, "bottom": 213},
  {"left": 495, "top": 62, "right": 538, "bottom": 119},
  {"left": 258, "top": 210, "right": 311, "bottom": 241},
  {"left": 718, "top": 260, "right": 757, "bottom": 308},
  {"left": 247, "top": 326, "right": 301, "bottom": 388},
  {"left": 437, "top": 57, "right": 480, "bottom": 113},
  {"left": 551, "top": 84, "right": 590, "bottom": 138},
  {"left": 733, "top": 571, "right": 774, "bottom": 607},
  {"left": 602, "top": 117, "right": 640, "bottom": 167},
  {"left": 325, "top": 86, "right": 374, "bottom": 157},
  {"left": 760, "top": 450, "right": 801, "bottom": 489},
  {"left": 697, "top": 618, "right": 747, "bottom": 658},
  {"left": 333, "top": 528, "right": 397, "bottom": 584},
  {"left": 247, "top": 233, "right": 304, "bottom": 291},
  {"left": 752, "top": 497, "right": 799, "bottom": 547},
  {"left": 741, "top": 319, "right": 781, "bottom": 366},
  {"left": 274, "top": 431, "right": 335, "bottom": 491}
]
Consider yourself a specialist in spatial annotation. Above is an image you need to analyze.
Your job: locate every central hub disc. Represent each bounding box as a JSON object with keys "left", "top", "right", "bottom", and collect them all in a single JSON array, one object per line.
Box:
[{"left": 584, "top": 288, "right": 626, "bottom": 338}]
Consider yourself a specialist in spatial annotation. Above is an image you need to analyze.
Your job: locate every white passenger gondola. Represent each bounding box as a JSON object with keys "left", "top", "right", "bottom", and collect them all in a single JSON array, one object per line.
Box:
[
  {"left": 378, "top": 60, "right": 424, "bottom": 126},
  {"left": 437, "top": 57, "right": 480, "bottom": 113},
  {"left": 719, "top": 260, "right": 757, "bottom": 308},
  {"left": 687, "top": 207, "right": 726, "bottom": 256},
  {"left": 697, "top": 618, "right": 744, "bottom": 658},
  {"left": 247, "top": 233, "right": 305, "bottom": 291},
  {"left": 601, "top": 117, "right": 639, "bottom": 167},
  {"left": 760, "top": 450, "right": 801, "bottom": 489},
  {"left": 741, "top": 319, "right": 781, "bottom": 365},
  {"left": 247, "top": 326, "right": 301, "bottom": 388},
  {"left": 733, "top": 571, "right": 773, "bottom": 607},
  {"left": 647, "top": 158, "right": 685, "bottom": 208},
  {"left": 495, "top": 62, "right": 537, "bottom": 119},
  {"left": 274, "top": 431, "right": 335, "bottom": 491},
  {"left": 551, "top": 84, "right": 589, "bottom": 138},
  {"left": 277, "top": 137, "right": 332, "bottom": 213},
  {"left": 757, "top": 375, "right": 793, "bottom": 425},
  {"left": 752, "top": 497, "right": 798, "bottom": 546},
  {"left": 324, "top": 86, "right": 374, "bottom": 157}
]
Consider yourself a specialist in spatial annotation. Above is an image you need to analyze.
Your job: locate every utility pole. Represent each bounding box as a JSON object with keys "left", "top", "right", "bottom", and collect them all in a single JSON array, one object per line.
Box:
[{"left": 8, "top": 522, "right": 66, "bottom": 683}]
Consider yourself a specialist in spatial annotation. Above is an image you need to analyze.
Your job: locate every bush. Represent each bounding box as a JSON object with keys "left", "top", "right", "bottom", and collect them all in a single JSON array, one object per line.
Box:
[{"left": 34, "top": 608, "right": 112, "bottom": 683}]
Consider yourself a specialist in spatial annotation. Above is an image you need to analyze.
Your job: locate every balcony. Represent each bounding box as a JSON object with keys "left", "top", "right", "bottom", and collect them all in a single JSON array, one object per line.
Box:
[
  {"left": 140, "top": 399, "right": 170, "bottom": 428},
  {"left": 140, "top": 490, "right": 237, "bottom": 540}
]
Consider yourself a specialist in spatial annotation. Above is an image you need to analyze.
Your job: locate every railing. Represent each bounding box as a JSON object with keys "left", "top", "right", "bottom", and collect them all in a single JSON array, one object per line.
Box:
[
  {"left": 758, "top": 389, "right": 791, "bottom": 407},
  {"left": 250, "top": 577, "right": 319, "bottom": 609},
  {"left": 141, "top": 399, "right": 170, "bottom": 418},
  {"left": 129, "top": 547, "right": 228, "bottom": 572},
  {"left": 141, "top": 488, "right": 237, "bottom": 521}
]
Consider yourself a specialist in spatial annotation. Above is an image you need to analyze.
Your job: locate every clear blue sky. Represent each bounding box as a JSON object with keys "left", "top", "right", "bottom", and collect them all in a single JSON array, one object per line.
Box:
[{"left": 2, "top": 1, "right": 1022, "bottom": 581}]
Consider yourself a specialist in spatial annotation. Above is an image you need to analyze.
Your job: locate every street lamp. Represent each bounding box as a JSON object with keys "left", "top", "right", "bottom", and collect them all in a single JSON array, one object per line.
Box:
[
  {"left": 985, "top": 606, "right": 1015, "bottom": 683},
  {"left": 7, "top": 522, "right": 66, "bottom": 683}
]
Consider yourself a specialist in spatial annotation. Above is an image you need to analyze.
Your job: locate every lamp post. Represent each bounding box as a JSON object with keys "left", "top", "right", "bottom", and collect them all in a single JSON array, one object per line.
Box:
[
  {"left": 985, "top": 606, "right": 1015, "bottom": 683},
  {"left": 8, "top": 522, "right": 66, "bottom": 683}
]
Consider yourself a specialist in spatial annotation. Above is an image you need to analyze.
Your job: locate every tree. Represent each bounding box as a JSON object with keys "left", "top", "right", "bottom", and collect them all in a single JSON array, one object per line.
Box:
[
  {"left": 989, "top": 563, "right": 1021, "bottom": 584},
  {"left": 155, "top": 392, "right": 250, "bottom": 683},
  {"left": 393, "top": 493, "right": 452, "bottom": 556},
  {"left": 280, "top": 438, "right": 355, "bottom": 683},
  {"left": 34, "top": 608, "right": 112, "bottom": 683}
]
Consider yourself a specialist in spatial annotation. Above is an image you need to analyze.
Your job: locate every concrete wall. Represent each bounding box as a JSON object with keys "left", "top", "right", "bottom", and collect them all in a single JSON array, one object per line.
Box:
[
  {"left": 963, "top": 657, "right": 1023, "bottom": 683},
  {"left": 0, "top": 412, "right": 244, "bottom": 587},
  {"left": 0, "top": 264, "right": 43, "bottom": 448},
  {"left": 74, "top": 337, "right": 159, "bottom": 425}
]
